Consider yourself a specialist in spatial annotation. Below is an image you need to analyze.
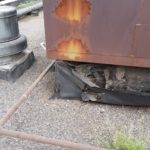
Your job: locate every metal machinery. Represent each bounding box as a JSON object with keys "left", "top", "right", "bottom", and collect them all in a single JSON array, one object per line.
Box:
[{"left": 43, "top": 0, "right": 150, "bottom": 106}]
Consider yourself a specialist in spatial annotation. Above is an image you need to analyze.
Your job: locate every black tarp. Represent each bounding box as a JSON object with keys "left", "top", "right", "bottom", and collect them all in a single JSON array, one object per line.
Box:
[{"left": 52, "top": 61, "right": 150, "bottom": 106}]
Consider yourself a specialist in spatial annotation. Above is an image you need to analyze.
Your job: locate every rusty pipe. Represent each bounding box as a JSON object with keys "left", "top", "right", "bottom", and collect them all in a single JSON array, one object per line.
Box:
[
  {"left": 0, "top": 60, "right": 56, "bottom": 126},
  {"left": 0, "top": 128, "right": 104, "bottom": 150},
  {"left": 17, "top": 2, "right": 43, "bottom": 18},
  {"left": 0, "top": 59, "right": 105, "bottom": 150}
]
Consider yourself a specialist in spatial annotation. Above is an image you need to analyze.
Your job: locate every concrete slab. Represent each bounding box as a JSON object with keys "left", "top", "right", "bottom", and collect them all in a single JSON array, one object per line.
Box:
[{"left": 0, "top": 50, "right": 35, "bottom": 82}]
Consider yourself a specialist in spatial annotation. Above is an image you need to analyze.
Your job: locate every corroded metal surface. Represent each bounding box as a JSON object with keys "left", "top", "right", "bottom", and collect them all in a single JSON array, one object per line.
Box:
[{"left": 43, "top": 0, "right": 150, "bottom": 68}]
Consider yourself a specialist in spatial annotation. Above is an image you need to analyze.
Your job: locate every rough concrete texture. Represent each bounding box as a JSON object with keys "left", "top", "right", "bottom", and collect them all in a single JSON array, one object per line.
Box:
[
  {"left": 0, "top": 12, "right": 150, "bottom": 150},
  {"left": 0, "top": 50, "right": 35, "bottom": 82}
]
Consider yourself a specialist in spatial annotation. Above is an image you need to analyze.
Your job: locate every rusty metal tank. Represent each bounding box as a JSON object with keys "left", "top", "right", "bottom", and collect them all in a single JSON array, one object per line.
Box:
[{"left": 43, "top": 0, "right": 150, "bottom": 68}]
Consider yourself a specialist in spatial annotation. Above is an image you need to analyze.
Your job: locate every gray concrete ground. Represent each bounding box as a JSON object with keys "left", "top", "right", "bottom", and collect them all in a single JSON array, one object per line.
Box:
[{"left": 0, "top": 12, "right": 150, "bottom": 150}]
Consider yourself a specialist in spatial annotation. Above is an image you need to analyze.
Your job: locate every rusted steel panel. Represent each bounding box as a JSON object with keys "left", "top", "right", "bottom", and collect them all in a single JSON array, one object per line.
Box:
[
  {"left": 134, "top": 25, "right": 150, "bottom": 58},
  {"left": 43, "top": 0, "right": 150, "bottom": 68},
  {"left": 85, "top": 0, "right": 140, "bottom": 56},
  {"left": 139, "top": 0, "right": 150, "bottom": 24}
]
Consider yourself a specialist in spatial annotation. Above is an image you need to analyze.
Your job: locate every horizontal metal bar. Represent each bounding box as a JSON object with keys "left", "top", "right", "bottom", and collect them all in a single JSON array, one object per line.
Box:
[
  {"left": 136, "top": 24, "right": 150, "bottom": 26},
  {"left": 17, "top": 2, "right": 43, "bottom": 18},
  {"left": 0, "top": 128, "right": 104, "bottom": 150},
  {"left": 0, "top": 60, "right": 56, "bottom": 126}
]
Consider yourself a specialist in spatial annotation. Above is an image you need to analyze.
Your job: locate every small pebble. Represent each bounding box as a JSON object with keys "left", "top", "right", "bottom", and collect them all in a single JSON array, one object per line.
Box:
[{"left": 100, "top": 108, "right": 105, "bottom": 113}]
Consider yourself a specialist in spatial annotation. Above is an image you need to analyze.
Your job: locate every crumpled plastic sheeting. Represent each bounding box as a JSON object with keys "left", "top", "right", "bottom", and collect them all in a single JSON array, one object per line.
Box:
[{"left": 52, "top": 61, "right": 150, "bottom": 106}]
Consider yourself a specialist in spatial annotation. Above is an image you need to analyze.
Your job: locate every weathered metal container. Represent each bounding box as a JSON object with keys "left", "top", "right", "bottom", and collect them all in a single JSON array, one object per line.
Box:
[
  {"left": 43, "top": 0, "right": 150, "bottom": 68},
  {"left": 0, "top": 6, "right": 19, "bottom": 43}
]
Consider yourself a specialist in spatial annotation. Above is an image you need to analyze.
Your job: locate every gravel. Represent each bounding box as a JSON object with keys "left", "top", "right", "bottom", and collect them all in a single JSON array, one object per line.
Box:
[{"left": 0, "top": 12, "right": 150, "bottom": 150}]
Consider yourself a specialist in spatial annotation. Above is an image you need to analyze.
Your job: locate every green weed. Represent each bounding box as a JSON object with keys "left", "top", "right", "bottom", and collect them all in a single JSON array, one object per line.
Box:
[{"left": 107, "top": 132, "right": 147, "bottom": 150}]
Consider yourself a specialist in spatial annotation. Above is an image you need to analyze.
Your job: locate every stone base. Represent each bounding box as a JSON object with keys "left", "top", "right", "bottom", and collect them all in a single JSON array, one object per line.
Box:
[{"left": 0, "top": 49, "right": 35, "bottom": 82}]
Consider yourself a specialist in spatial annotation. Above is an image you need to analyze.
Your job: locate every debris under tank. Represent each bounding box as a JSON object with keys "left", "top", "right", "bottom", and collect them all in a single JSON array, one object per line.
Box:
[{"left": 52, "top": 61, "right": 150, "bottom": 106}]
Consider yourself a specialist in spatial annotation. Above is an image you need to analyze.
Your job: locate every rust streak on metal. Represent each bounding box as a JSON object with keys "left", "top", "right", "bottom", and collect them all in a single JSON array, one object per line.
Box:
[
  {"left": 54, "top": 0, "right": 91, "bottom": 22},
  {"left": 0, "top": 128, "right": 104, "bottom": 150},
  {"left": 57, "top": 37, "right": 88, "bottom": 60},
  {"left": 0, "top": 60, "right": 56, "bottom": 126}
]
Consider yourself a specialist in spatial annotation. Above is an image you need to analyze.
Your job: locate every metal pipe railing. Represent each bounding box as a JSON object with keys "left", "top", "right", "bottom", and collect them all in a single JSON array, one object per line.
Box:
[
  {"left": 0, "top": 59, "right": 105, "bottom": 150},
  {"left": 0, "top": 128, "right": 103, "bottom": 150},
  {"left": 17, "top": 2, "right": 43, "bottom": 18},
  {"left": 0, "top": 60, "right": 56, "bottom": 126}
]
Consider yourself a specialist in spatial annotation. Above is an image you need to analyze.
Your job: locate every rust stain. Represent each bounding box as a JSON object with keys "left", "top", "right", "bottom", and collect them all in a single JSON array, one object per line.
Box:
[
  {"left": 54, "top": 0, "right": 91, "bottom": 22},
  {"left": 56, "top": 38, "right": 88, "bottom": 60}
]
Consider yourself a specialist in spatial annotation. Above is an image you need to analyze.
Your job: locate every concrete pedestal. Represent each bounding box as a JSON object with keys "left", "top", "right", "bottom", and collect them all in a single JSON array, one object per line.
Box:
[{"left": 0, "top": 50, "right": 35, "bottom": 82}]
